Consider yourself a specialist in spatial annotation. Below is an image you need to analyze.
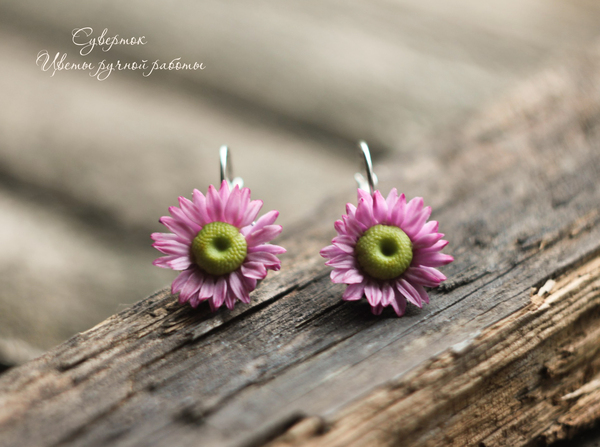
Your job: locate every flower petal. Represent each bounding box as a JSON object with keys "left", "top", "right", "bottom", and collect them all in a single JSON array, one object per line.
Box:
[
  {"left": 420, "top": 265, "right": 447, "bottom": 282},
  {"left": 343, "top": 282, "right": 366, "bottom": 301},
  {"left": 346, "top": 203, "right": 357, "bottom": 218},
  {"left": 245, "top": 225, "right": 282, "bottom": 246},
  {"left": 255, "top": 210, "right": 280, "bottom": 229},
  {"left": 403, "top": 266, "right": 443, "bottom": 287},
  {"left": 412, "top": 232, "right": 444, "bottom": 249},
  {"left": 228, "top": 271, "right": 251, "bottom": 303},
  {"left": 331, "top": 235, "right": 356, "bottom": 254},
  {"left": 355, "top": 198, "right": 375, "bottom": 228},
  {"left": 167, "top": 256, "right": 193, "bottom": 271},
  {"left": 381, "top": 283, "right": 394, "bottom": 306},
  {"left": 364, "top": 282, "right": 383, "bottom": 307},
  {"left": 334, "top": 219, "right": 346, "bottom": 235},
  {"left": 243, "top": 274, "right": 257, "bottom": 291},
  {"left": 224, "top": 289, "right": 237, "bottom": 310},
  {"left": 372, "top": 190, "right": 388, "bottom": 224},
  {"left": 171, "top": 269, "right": 194, "bottom": 294},
  {"left": 169, "top": 206, "right": 201, "bottom": 237},
  {"left": 241, "top": 210, "right": 279, "bottom": 236},
  {"left": 389, "top": 193, "right": 407, "bottom": 227},
  {"left": 405, "top": 196, "right": 424, "bottom": 221},
  {"left": 418, "top": 239, "right": 450, "bottom": 253},
  {"left": 412, "top": 251, "right": 454, "bottom": 267},
  {"left": 241, "top": 261, "right": 268, "bottom": 279},
  {"left": 159, "top": 216, "right": 196, "bottom": 241},
  {"left": 390, "top": 288, "right": 407, "bottom": 316},
  {"left": 320, "top": 244, "right": 345, "bottom": 259},
  {"left": 208, "top": 298, "right": 217, "bottom": 312},
  {"left": 371, "top": 303, "right": 384, "bottom": 315},
  {"left": 218, "top": 180, "right": 230, "bottom": 202},
  {"left": 152, "top": 239, "right": 189, "bottom": 256},
  {"left": 385, "top": 188, "right": 399, "bottom": 212},
  {"left": 235, "top": 187, "right": 250, "bottom": 221},
  {"left": 240, "top": 200, "right": 263, "bottom": 227},
  {"left": 153, "top": 255, "right": 181, "bottom": 269},
  {"left": 342, "top": 215, "right": 364, "bottom": 239},
  {"left": 415, "top": 284, "right": 430, "bottom": 304},
  {"left": 357, "top": 189, "right": 373, "bottom": 206},
  {"left": 189, "top": 293, "right": 201, "bottom": 308},
  {"left": 224, "top": 185, "right": 243, "bottom": 226},
  {"left": 331, "top": 268, "right": 364, "bottom": 285},
  {"left": 206, "top": 184, "right": 224, "bottom": 222},
  {"left": 249, "top": 244, "right": 287, "bottom": 255},
  {"left": 192, "top": 189, "right": 211, "bottom": 225},
  {"left": 325, "top": 254, "right": 356, "bottom": 269},
  {"left": 151, "top": 232, "right": 186, "bottom": 243},
  {"left": 396, "top": 278, "right": 422, "bottom": 308},
  {"left": 178, "top": 196, "right": 204, "bottom": 226},
  {"left": 212, "top": 276, "right": 227, "bottom": 308},
  {"left": 179, "top": 272, "right": 204, "bottom": 304},
  {"left": 198, "top": 276, "right": 215, "bottom": 299},
  {"left": 403, "top": 202, "right": 431, "bottom": 238},
  {"left": 213, "top": 276, "right": 227, "bottom": 309},
  {"left": 246, "top": 251, "right": 282, "bottom": 268},
  {"left": 415, "top": 220, "right": 439, "bottom": 238},
  {"left": 343, "top": 269, "right": 364, "bottom": 284},
  {"left": 331, "top": 268, "right": 349, "bottom": 283}
]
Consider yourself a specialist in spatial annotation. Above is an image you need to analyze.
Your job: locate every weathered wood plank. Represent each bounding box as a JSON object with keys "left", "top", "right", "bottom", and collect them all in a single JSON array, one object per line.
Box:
[
  {"left": 4, "top": 0, "right": 600, "bottom": 363},
  {"left": 1, "top": 38, "right": 600, "bottom": 447},
  {"left": 272, "top": 257, "right": 600, "bottom": 446}
]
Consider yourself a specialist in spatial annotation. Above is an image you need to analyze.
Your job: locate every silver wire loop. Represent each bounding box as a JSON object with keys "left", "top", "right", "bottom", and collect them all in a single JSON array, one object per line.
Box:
[
  {"left": 219, "top": 145, "right": 244, "bottom": 189},
  {"left": 355, "top": 140, "right": 378, "bottom": 195}
]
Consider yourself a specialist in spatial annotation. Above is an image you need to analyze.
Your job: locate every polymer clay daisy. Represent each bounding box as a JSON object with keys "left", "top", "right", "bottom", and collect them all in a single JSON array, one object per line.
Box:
[
  {"left": 152, "top": 180, "right": 285, "bottom": 311},
  {"left": 321, "top": 140, "right": 454, "bottom": 318},
  {"left": 321, "top": 188, "right": 453, "bottom": 316}
]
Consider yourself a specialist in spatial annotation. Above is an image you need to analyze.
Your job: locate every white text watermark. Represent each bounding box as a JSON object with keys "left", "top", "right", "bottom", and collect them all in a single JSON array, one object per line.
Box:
[{"left": 36, "top": 27, "right": 205, "bottom": 81}]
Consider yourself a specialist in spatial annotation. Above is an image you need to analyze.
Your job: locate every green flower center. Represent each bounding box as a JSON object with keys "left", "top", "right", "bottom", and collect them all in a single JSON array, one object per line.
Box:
[
  {"left": 355, "top": 225, "right": 413, "bottom": 280},
  {"left": 192, "top": 222, "right": 247, "bottom": 275}
]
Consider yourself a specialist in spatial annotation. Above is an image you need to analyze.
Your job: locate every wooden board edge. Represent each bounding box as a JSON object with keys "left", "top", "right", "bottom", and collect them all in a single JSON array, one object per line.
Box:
[{"left": 269, "top": 255, "right": 600, "bottom": 446}]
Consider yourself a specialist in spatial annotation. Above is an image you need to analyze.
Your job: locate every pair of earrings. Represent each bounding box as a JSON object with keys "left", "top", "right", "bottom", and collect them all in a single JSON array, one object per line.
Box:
[{"left": 152, "top": 143, "right": 453, "bottom": 317}]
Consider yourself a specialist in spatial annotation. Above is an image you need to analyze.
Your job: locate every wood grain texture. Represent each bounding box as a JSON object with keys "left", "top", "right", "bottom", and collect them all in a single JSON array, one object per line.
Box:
[
  {"left": 1, "top": 42, "right": 600, "bottom": 447},
  {"left": 4, "top": 0, "right": 600, "bottom": 365},
  {"left": 272, "top": 257, "right": 600, "bottom": 446}
]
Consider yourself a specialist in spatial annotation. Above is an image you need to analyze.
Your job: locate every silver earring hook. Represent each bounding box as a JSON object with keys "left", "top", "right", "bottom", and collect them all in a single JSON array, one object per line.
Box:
[
  {"left": 219, "top": 145, "right": 244, "bottom": 189},
  {"left": 354, "top": 140, "right": 378, "bottom": 195}
]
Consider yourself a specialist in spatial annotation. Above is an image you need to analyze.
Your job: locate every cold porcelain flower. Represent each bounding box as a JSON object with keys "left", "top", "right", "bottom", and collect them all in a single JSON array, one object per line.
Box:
[
  {"left": 152, "top": 180, "right": 285, "bottom": 311},
  {"left": 320, "top": 189, "right": 453, "bottom": 316}
]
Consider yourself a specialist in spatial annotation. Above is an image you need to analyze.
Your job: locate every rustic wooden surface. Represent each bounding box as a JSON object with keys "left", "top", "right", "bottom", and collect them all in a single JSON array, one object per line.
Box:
[
  {"left": 3, "top": 0, "right": 600, "bottom": 367},
  {"left": 554, "top": 424, "right": 600, "bottom": 447},
  {"left": 1, "top": 42, "right": 600, "bottom": 446}
]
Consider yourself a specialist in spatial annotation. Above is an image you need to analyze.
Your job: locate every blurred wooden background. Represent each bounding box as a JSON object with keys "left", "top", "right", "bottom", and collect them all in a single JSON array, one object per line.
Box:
[{"left": 1, "top": 0, "right": 600, "bottom": 368}]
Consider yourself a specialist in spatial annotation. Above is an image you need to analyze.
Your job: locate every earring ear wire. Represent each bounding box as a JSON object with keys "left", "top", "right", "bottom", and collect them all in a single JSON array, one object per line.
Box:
[
  {"left": 219, "top": 145, "right": 244, "bottom": 190},
  {"left": 354, "top": 140, "right": 378, "bottom": 195}
]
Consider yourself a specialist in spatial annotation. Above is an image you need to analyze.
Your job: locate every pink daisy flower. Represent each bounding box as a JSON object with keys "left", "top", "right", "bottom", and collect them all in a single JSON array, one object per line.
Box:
[
  {"left": 152, "top": 180, "right": 286, "bottom": 311},
  {"left": 320, "top": 188, "right": 453, "bottom": 316}
]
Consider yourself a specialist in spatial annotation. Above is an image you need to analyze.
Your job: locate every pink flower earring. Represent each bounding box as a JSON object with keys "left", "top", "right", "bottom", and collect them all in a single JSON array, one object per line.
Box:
[
  {"left": 152, "top": 146, "right": 286, "bottom": 311},
  {"left": 320, "top": 141, "right": 453, "bottom": 317}
]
